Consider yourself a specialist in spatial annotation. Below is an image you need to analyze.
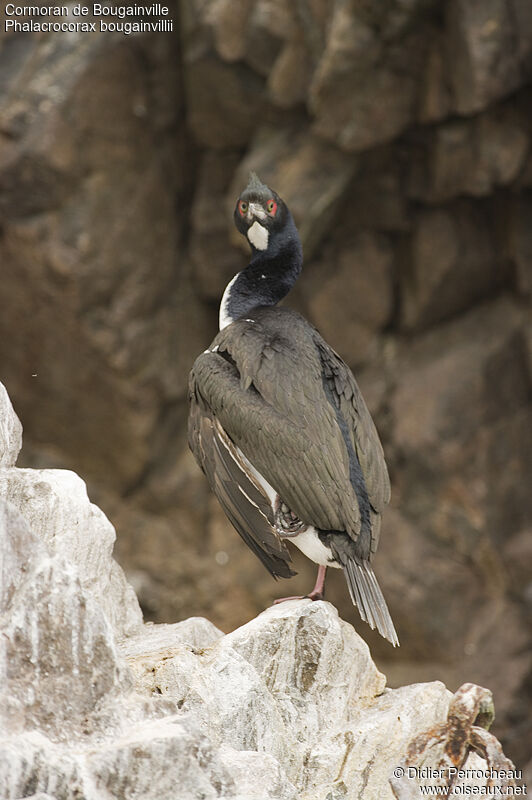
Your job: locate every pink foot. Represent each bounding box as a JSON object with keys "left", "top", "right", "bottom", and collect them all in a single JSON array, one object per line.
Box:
[
  {"left": 273, "top": 589, "right": 324, "bottom": 604},
  {"left": 273, "top": 565, "right": 327, "bottom": 605},
  {"left": 273, "top": 595, "right": 306, "bottom": 604}
]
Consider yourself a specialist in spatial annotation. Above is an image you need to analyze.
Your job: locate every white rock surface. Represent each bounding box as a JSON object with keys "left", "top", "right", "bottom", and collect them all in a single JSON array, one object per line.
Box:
[
  {"left": 0, "top": 466, "right": 142, "bottom": 639},
  {"left": 121, "top": 616, "right": 225, "bottom": 658},
  {"left": 0, "top": 383, "right": 22, "bottom": 467},
  {"left": 0, "top": 381, "right": 517, "bottom": 799},
  {"left": 123, "top": 599, "right": 453, "bottom": 798}
]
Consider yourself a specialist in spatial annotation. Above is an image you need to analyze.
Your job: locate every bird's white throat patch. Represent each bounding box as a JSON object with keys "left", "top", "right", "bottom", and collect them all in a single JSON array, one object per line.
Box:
[{"left": 247, "top": 221, "right": 269, "bottom": 251}]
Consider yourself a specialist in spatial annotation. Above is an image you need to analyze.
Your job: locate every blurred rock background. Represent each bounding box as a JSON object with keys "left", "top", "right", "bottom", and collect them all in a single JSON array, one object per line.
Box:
[{"left": 0, "top": 0, "right": 531, "bottom": 773}]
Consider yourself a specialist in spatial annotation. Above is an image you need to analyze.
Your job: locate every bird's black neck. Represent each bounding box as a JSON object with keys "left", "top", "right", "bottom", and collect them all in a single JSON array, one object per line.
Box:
[{"left": 220, "top": 216, "right": 303, "bottom": 329}]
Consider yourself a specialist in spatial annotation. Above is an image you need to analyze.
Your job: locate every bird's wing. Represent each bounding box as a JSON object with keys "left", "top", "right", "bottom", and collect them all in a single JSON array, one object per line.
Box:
[
  {"left": 192, "top": 310, "right": 387, "bottom": 554},
  {"left": 313, "top": 336, "right": 391, "bottom": 514},
  {"left": 188, "top": 369, "right": 295, "bottom": 579}
]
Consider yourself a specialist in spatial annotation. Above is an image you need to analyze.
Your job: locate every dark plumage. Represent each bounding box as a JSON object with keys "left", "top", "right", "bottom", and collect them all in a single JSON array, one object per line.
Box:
[{"left": 188, "top": 173, "right": 398, "bottom": 646}]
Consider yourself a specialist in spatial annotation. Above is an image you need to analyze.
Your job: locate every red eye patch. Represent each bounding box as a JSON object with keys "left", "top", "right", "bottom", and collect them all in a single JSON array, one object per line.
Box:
[
  {"left": 238, "top": 200, "right": 248, "bottom": 216},
  {"left": 267, "top": 199, "right": 277, "bottom": 215}
]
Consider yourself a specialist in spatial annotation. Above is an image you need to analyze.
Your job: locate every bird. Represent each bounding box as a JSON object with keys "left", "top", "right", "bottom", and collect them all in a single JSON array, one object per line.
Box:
[{"left": 188, "top": 172, "right": 398, "bottom": 646}]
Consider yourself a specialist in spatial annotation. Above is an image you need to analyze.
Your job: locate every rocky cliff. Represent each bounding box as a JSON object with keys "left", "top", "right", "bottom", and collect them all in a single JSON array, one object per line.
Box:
[
  {"left": 0, "top": 383, "right": 521, "bottom": 799},
  {"left": 0, "top": 0, "right": 531, "bottom": 770}
]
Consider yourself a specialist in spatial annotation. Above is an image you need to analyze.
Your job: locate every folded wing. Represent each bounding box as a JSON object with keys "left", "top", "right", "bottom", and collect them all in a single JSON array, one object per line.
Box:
[{"left": 189, "top": 308, "right": 390, "bottom": 562}]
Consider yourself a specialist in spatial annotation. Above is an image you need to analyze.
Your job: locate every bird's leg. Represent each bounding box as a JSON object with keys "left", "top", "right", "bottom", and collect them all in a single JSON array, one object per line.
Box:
[
  {"left": 273, "top": 565, "right": 327, "bottom": 604},
  {"left": 308, "top": 564, "right": 327, "bottom": 599}
]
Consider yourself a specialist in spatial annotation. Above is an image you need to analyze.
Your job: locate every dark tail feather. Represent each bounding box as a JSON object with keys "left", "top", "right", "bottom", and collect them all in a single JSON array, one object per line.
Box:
[{"left": 344, "top": 559, "right": 399, "bottom": 647}]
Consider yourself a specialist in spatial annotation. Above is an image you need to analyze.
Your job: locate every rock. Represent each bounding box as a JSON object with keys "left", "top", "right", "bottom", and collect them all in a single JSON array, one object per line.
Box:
[
  {"left": 305, "top": 232, "right": 394, "bottom": 365},
  {"left": 97, "top": 485, "right": 212, "bottom": 624},
  {"left": 418, "top": 37, "right": 452, "bottom": 123},
  {"left": 207, "top": 0, "right": 288, "bottom": 77},
  {"left": 374, "top": 507, "right": 479, "bottom": 660},
  {"left": 124, "top": 599, "right": 451, "bottom": 795},
  {"left": 445, "top": 0, "right": 531, "bottom": 115},
  {"left": 0, "top": 502, "right": 45, "bottom": 612},
  {"left": 126, "top": 604, "right": 524, "bottom": 798},
  {"left": 1, "top": 554, "right": 125, "bottom": 741},
  {"left": 0, "top": 468, "right": 142, "bottom": 639},
  {"left": 225, "top": 600, "right": 386, "bottom": 720},
  {"left": 0, "top": 381, "right": 519, "bottom": 797},
  {"left": 375, "top": 498, "right": 532, "bottom": 736},
  {"left": 85, "top": 716, "right": 239, "bottom": 800},
  {"left": 183, "top": 54, "right": 266, "bottom": 149},
  {"left": 189, "top": 150, "right": 246, "bottom": 302},
  {"left": 474, "top": 109, "right": 530, "bottom": 190},
  {"left": 391, "top": 684, "right": 518, "bottom": 799},
  {"left": 309, "top": 1, "right": 433, "bottom": 151},
  {"left": 409, "top": 107, "right": 529, "bottom": 203},
  {"left": 17, "top": 795, "right": 58, "bottom": 800},
  {"left": 393, "top": 298, "right": 527, "bottom": 456},
  {"left": 208, "top": 0, "right": 255, "bottom": 63},
  {"left": 268, "top": 36, "right": 313, "bottom": 109},
  {"left": 0, "top": 734, "right": 85, "bottom": 799},
  {"left": 378, "top": 299, "right": 532, "bottom": 715},
  {"left": 508, "top": 195, "right": 532, "bottom": 297},
  {"left": 218, "top": 745, "right": 298, "bottom": 800},
  {"left": 524, "top": 318, "right": 532, "bottom": 382},
  {"left": 121, "top": 617, "right": 224, "bottom": 660},
  {"left": 0, "top": 502, "right": 128, "bottom": 740},
  {"left": 207, "top": 0, "right": 327, "bottom": 109},
  {"left": 503, "top": 528, "right": 532, "bottom": 600},
  {"left": 0, "top": 384, "right": 22, "bottom": 467},
  {"left": 0, "top": 27, "right": 189, "bottom": 492},
  {"left": 336, "top": 145, "right": 411, "bottom": 233},
  {"left": 0, "top": 719, "right": 239, "bottom": 800},
  {"left": 400, "top": 203, "right": 504, "bottom": 330}
]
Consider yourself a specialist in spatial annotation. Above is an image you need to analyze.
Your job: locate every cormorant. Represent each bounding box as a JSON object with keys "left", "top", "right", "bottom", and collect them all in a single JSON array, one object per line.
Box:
[{"left": 188, "top": 173, "right": 398, "bottom": 646}]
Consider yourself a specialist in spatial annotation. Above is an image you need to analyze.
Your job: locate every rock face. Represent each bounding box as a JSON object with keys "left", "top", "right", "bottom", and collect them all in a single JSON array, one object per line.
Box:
[
  {"left": 0, "top": 468, "right": 142, "bottom": 641},
  {"left": 1, "top": 0, "right": 531, "bottom": 772},
  {"left": 0, "top": 17, "right": 211, "bottom": 493},
  {"left": 0, "top": 382, "right": 520, "bottom": 799},
  {"left": 0, "top": 385, "right": 23, "bottom": 468}
]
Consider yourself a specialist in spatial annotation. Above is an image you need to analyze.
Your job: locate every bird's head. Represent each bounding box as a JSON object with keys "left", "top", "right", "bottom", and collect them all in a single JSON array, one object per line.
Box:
[{"left": 234, "top": 172, "right": 288, "bottom": 253}]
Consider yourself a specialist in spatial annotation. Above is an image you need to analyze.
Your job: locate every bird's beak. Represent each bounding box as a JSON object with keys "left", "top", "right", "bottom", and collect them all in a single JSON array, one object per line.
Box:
[{"left": 247, "top": 202, "right": 267, "bottom": 223}]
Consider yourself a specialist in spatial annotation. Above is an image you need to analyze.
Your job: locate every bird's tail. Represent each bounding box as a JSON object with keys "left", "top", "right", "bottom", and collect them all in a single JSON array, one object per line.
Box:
[{"left": 344, "top": 558, "right": 399, "bottom": 647}]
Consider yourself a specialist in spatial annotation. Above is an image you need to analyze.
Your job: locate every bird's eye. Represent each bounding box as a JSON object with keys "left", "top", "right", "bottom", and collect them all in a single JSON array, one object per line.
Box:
[
  {"left": 267, "top": 199, "right": 277, "bottom": 215},
  {"left": 238, "top": 201, "right": 248, "bottom": 216}
]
